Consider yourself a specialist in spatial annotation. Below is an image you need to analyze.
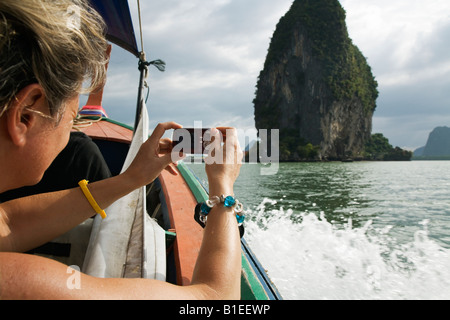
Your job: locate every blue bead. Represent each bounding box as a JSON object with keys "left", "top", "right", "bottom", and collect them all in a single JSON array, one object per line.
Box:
[
  {"left": 224, "top": 196, "right": 236, "bottom": 207},
  {"left": 236, "top": 214, "right": 245, "bottom": 224},
  {"left": 201, "top": 203, "right": 211, "bottom": 215}
]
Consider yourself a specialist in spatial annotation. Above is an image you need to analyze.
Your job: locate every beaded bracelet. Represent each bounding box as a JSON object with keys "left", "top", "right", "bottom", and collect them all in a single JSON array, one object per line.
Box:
[
  {"left": 200, "top": 195, "right": 245, "bottom": 225},
  {"left": 194, "top": 195, "right": 246, "bottom": 238}
]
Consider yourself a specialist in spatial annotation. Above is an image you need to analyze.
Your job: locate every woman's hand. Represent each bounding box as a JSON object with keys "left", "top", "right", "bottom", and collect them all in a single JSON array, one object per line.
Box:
[
  {"left": 205, "top": 127, "right": 243, "bottom": 197},
  {"left": 124, "top": 122, "right": 183, "bottom": 188}
]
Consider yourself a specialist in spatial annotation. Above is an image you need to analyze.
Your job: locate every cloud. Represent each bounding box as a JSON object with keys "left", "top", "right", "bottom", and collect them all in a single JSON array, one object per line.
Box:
[
  {"left": 341, "top": 0, "right": 450, "bottom": 148},
  {"left": 102, "top": 0, "right": 293, "bottom": 135},
  {"left": 100, "top": 0, "right": 450, "bottom": 150}
]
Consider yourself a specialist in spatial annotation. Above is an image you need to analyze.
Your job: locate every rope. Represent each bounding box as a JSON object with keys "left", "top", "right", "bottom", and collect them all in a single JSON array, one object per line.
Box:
[
  {"left": 72, "top": 114, "right": 103, "bottom": 131},
  {"left": 135, "top": 0, "right": 166, "bottom": 103}
]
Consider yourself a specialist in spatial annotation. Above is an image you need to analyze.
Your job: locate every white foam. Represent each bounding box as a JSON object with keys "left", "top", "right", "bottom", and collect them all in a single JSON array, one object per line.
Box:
[{"left": 245, "top": 199, "right": 450, "bottom": 300}]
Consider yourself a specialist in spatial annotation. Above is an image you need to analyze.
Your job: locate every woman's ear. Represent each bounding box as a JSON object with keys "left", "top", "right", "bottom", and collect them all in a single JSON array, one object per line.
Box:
[{"left": 6, "top": 84, "right": 46, "bottom": 147}]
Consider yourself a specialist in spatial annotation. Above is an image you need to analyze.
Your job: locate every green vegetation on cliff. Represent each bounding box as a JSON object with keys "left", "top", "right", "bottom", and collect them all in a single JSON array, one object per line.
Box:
[
  {"left": 279, "top": 129, "right": 320, "bottom": 161},
  {"left": 364, "top": 133, "right": 412, "bottom": 161},
  {"left": 264, "top": 0, "right": 378, "bottom": 114}
]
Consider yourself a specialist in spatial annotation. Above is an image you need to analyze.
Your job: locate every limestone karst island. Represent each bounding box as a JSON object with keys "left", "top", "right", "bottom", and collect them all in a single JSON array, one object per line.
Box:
[{"left": 253, "top": 0, "right": 412, "bottom": 162}]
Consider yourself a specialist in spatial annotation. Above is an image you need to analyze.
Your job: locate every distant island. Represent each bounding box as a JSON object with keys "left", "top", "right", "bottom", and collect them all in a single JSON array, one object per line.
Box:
[
  {"left": 253, "top": 0, "right": 411, "bottom": 162},
  {"left": 413, "top": 126, "right": 450, "bottom": 160},
  {"left": 364, "top": 133, "right": 412, "bottom": 161}
]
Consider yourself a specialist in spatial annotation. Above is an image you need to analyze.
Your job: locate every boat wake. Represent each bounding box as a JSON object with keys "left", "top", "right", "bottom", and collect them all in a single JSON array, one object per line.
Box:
[{"left": 244, "top": 198, "right": 450, "bottom": 300}]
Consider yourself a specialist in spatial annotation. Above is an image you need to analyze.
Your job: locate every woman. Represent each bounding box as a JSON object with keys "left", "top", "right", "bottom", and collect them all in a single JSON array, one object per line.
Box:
[{"left": 0, "top": 0, "right": 242, "bottom": 299}]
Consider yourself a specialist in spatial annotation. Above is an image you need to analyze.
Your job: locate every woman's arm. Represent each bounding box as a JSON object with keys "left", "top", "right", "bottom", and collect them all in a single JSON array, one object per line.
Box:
[
  {"left": 0, "top": 122, "right": 182, "bottom": 252},
  {"left": 0, "top": 174, "right": 134, "bottom": 253},
  {"left": 0, "top": 202, "right": 241, "bottom": 300},
  {"left": 0, "top": 127, "right": 243, "bottom": 300},
  {"left": 0, "top": 250, "right": 231, "bottom": 300},
  {"left": 190, "top": 127, "right": 243, "bottom": 299}
]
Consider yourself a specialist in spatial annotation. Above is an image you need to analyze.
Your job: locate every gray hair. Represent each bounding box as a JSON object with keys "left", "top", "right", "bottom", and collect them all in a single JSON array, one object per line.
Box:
[{"left": 0, "top": 0, "right": 108, "bottom": 120}]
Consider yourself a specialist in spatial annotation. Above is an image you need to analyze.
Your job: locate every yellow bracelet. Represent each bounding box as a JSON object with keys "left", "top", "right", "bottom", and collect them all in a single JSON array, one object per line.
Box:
[{"left": 78, "top": 179, "right": 107, "bottom": 219}]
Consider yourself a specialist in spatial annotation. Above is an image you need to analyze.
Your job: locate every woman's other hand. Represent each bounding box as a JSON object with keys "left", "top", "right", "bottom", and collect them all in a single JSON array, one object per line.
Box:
[
  {"left": 124, "top": 122, "right": 183, "bottom": 188},
  {"left": 205, "top": 127, "right": 243, "bottom": 197}
]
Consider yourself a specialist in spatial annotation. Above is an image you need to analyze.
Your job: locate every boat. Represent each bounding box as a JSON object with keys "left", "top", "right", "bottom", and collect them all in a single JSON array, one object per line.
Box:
[{"left": 36, "top": 0, "right": 282, "bottom": 300}]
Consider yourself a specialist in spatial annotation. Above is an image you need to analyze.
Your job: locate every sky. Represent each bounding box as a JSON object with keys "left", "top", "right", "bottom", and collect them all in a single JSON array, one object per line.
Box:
[{"left": 95, "top": 0, "right": 450, "bottom": 151}]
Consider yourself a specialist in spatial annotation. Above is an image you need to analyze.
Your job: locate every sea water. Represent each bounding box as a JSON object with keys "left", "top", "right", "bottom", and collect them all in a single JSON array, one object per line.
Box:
[{"left": 185, "top": 161, "right": 450, "bottom": 300}]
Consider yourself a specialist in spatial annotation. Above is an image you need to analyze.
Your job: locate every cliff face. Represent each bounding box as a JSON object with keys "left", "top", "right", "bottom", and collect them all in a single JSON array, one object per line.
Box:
[
  {"left": 254, "top": 0, "right": 378, "bottom": 161},
  {"left": 422, "top": 126, "right": 450, "bottom": 156},
  {"left": 413, "top": 126, "right": 450, "bottom": 159}
]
